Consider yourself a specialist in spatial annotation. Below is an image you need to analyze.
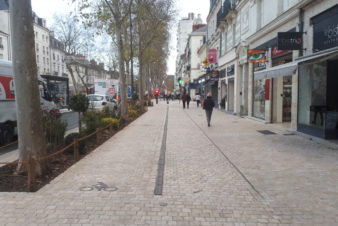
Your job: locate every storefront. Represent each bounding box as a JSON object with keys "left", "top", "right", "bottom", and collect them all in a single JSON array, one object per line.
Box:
[
  {"left": 253, "top": 62, "right": 267, "bottom": 119},
  {"left": 297, "top": 4, "right": 338, "bottom": 139},
  {"left": 298, "top": 51, "right": 338, "bottom": 139}
]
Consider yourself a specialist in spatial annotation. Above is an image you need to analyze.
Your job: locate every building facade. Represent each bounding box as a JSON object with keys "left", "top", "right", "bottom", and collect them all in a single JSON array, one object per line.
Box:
[{"left": 204, "top": 0, "right": 338, "bottom": 140}]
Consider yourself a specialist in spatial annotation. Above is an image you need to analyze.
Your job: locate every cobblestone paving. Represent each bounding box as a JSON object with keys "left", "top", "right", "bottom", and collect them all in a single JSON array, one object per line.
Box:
[{"left": 0, "top": 101, "right": 337, "bottom": 225}]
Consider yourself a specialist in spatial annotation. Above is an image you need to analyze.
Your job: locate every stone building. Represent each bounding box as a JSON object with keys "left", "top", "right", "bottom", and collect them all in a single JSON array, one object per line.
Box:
[{"left": 205, "top": 0, "right": 338, "bottom": 140}]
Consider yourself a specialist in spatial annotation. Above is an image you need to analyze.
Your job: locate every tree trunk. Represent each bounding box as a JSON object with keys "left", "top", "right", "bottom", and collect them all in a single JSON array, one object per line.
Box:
[
  {"left": 66, "top": 63, "right": 79, "bottom": 94},
  {"left": 10, "top": 0, "right": 46, "bottom": 175},
  {"left": 116, "top": 22, "right": 127, "bottom": 118}
]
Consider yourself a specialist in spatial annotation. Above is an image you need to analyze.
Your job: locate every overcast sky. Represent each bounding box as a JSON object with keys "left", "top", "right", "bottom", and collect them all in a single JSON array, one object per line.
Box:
[{"left": 31, "top": 0, "right": 210, "bottom": 75}]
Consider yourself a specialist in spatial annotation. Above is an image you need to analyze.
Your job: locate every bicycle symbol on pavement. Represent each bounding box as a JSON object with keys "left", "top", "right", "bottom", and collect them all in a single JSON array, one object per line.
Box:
[{"left": 80, "top": 182, "right": 118, "bottom": 192}]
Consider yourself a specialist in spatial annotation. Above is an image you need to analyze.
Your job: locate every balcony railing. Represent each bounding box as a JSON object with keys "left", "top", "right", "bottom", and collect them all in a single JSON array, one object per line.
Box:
[{"left": 217, "top": 0, "right": 236, "bottom": 27}]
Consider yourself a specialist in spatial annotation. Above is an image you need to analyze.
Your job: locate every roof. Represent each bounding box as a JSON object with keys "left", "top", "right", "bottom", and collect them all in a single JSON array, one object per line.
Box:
[
  {"left": 191, "top": 25, "right": 207, "bottom": 35},
  {"left": 0, "top": 0, "right": 9, "bottom": 10}
]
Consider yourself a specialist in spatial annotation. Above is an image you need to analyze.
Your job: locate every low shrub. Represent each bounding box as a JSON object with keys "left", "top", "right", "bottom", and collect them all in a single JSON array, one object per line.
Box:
[
  {"left": 101, "top": 117, "right": 120, "bottom": 130},
  {"left": 81, "top": 110, "right": 106, "bottom": 135},
  {"left": 64, "top": 132, "right": 82, "bottom": 145},
  {"left": 64, "top": 132, "right": 85, "bottom": 152},
  {"left": 128, "top": 109, "right": 138, "bottom": 118},
  {"left": 42, "top": 109, "right": 67, "bottom": 149}
]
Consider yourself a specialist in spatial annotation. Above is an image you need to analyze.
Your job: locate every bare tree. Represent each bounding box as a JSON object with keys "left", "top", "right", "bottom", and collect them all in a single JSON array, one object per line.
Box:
[
  {"left": 9, "top": 0, "right": 47, "bottom": 174},
  {"left": 52, "top": 13, "right": 94, "bottom": 94},
  {"left": 135, "top": 0, "right": 174, "bottom": 107},
  {"left": 72, "top": 0, "right": 133, "bottom": 118}
]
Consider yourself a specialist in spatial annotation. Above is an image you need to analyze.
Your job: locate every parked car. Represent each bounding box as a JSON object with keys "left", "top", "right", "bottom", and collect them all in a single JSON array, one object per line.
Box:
[{"left": 87, "top": 94, "right": 118, "bottom": 111}]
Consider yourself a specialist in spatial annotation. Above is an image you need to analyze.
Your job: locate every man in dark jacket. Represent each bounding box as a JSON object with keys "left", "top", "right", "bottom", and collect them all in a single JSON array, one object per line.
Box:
[{"left": 203, "top": 94, "right": 215, "bottom": 127}]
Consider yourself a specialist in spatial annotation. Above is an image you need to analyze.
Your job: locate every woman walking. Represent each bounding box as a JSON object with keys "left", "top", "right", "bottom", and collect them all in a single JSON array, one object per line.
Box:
[{"left": 203, "top": 93, "right": 215, "bottom": 127}]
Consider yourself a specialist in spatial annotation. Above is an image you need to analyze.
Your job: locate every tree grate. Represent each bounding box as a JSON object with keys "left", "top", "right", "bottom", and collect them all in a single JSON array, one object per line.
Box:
[{"left": 257, "top": 130, "right": 276, "bottom": 135}]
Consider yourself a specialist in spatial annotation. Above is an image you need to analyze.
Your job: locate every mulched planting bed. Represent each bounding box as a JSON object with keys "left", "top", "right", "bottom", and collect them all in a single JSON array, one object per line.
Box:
[{"left": 0, "top": 114, "right": 140, "bottom": 192}]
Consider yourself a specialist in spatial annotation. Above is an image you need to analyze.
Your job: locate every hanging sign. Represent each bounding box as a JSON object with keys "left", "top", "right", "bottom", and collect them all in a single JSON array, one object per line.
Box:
[
  {"left": 277, "top": 32, "right": 303, "bottom": 50},
  {"left": 208, "top": 49, "right": 217, "bottom": 64},
  {"left": 248, "top": 49, "right": 266, "bottom": 63}
]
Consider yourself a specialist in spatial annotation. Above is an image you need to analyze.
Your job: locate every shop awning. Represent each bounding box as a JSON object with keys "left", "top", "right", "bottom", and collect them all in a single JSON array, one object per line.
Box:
[
  {"left": 297, "top": 47, "right": 338, "bottom": 64},
  {"left": 254, "top": 61, "right": 297, "bottom": 80}
]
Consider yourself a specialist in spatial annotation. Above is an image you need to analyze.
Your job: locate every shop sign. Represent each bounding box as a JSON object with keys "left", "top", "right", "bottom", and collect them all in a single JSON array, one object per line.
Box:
[
  {"left": 208, "top": 49, "right": 218, "bottom": 64},
  {"left": 277, "top": 32, "right": 303, "bottom": 50},
  {"left": 248, "top": 49, "right": 266, "bottom": 63},
  {"left": 271, "top": 47, "right": 290, "bottom": 58},
  {"left": 226, "top": 64, "right": 235, "bottom": 76},
  {"left": 184, "top": 77, "right": 190, "bottom": 83},
  {"left": 312, "top": 5, "right": 338, "bottom": 51}
]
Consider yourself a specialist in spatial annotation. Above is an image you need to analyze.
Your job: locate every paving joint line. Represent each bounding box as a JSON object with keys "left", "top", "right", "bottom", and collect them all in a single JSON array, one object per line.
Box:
[
  {"left": 154, "top": 105, "right": 169, "bottom": 195},
  {"left": 184, "top": 110, "right": 265, "bottom": 200}
]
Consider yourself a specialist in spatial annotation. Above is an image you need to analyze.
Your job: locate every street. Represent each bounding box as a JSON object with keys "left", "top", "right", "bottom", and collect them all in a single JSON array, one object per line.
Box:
[
  {"left": 0, "top": 101, "right": 337, "bottom": 225},
  {"left": 0, "top": 111, "right": 78, "bottom": 165}
]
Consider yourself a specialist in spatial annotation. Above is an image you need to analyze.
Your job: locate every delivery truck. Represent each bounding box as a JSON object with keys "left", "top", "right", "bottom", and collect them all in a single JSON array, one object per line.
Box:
[{"left": 0, "top": 60, "right": 55, "bottom": 146}]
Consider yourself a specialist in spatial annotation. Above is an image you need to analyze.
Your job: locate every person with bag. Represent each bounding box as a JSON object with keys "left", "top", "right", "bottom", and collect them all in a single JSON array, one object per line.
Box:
[
  {"left": 186, "top": 94, "right": 191, "bottom": 109},
  {"left": 203, "top": 93, "right": 215, "bottom": 127},
  {"left": 181, "top": 93, "right": 187, "bottom": 109}
]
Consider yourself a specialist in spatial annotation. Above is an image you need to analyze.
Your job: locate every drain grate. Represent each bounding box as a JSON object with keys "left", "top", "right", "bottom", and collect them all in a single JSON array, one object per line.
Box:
[
  {"left": 283, "top": 133, "right": 295, "bottom": 136},
  {"left": 257, "top": 130, "right": 276, "bottom": 135}
]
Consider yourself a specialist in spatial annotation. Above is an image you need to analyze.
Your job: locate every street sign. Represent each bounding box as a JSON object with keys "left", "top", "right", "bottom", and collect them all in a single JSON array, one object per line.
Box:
[{"left": 127, "top": 86, "right": 132, "bottom": 98}]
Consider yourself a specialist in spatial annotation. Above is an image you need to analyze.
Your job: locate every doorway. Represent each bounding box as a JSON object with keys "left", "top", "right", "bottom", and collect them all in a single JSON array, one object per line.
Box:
[
  {"left": 282, "top": 76, "right": 292, "bottom": 122},
  {"left": 228, "top": 80, "right": 235, "bottom": 112}
]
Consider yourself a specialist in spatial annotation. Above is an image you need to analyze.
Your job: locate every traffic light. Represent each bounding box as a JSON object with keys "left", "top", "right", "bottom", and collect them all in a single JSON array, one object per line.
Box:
[
  {"left": 177, "top": 77, "right": 183, "bottom": 86},
  {"left": 154, "top": 89, "right": 160, "bottom": 95}
]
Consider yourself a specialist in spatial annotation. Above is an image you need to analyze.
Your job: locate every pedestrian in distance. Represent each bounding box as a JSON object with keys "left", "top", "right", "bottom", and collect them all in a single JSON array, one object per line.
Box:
[
  {"left": 195, "top": 93, "right": 201, "bottom": 107},
  {"left": 186, "top": 94, "right": 191, "bottom": 109},
  {"left": 203, "top": 93, "right": 215, "bottom": 127},
  {"left": 166, "top": 94, "right": 170, "bottom": 104},
  {"left": 182, "top": 93, "right": 187, "bottom": 109}
]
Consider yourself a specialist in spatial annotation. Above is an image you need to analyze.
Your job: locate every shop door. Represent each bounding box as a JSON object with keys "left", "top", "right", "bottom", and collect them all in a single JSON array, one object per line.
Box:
[
  {"left": 282, "top": 76, "right": 292, "bottom": 122},
  {"left": 228, "top": 80, "right": 235, "bottom": 112}
]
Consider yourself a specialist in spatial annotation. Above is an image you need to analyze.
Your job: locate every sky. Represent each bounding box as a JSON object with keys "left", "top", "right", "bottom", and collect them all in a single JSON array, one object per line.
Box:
[{"left": 31, "top": 0, "right": 210, "bottom": 75}]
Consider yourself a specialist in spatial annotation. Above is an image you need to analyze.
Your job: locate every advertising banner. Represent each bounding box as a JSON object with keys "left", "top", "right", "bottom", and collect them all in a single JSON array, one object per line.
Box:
[
  {"left": 248, "top": 49, "right": 266, "bottom": 63},
  {"left": 0, "top": 76, "right": 15, "bottom": 100},
  {"left": 311, "top": 5, "right": 338, "bottom": 51},
  {"left": 277, "top": 32, "right": 303, "bottom": 50}
]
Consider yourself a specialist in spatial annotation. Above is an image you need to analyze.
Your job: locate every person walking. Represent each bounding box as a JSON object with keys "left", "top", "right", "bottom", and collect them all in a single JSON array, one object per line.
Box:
[
  {"left": 203, "top": 93, "right": 215, "bottom": 127},
  {"left": 195, "top": 93, "right": 201, "bottom": 107},
  {"left": 186, "top": 94, "right": 191, "bottom": 109},
  {"left": 182, "top": 93, "right": 187, "bottom": 109}
]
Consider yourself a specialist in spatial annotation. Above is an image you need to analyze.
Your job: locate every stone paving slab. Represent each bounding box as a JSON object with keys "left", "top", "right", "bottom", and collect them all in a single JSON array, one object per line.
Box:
[{"left": 0, "top": 101, "right": 337, "bottom": 225}]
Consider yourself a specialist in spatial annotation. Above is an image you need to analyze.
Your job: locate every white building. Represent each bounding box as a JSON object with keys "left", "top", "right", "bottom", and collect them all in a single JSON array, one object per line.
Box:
[
  {"left": 32, "top": 13, "right": 52, "bottom": 76},
  {"left": 185, "top": 26, "right": 207, "bottom": 98},
  {"left": 50, "top": 33, "right": 67, "bottom": 77},
  {"left": 177, "top": 13, "right": 195, "bottom": 57},
  {"left": 206, "top": 0, "right": 338, "bottom": 140},
  {"left": 0, "top": 0, "right": 10, "bottom": 60}
]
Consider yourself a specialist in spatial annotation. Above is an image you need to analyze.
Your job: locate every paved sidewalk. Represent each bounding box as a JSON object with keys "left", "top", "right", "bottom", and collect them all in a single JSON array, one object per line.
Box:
[{"left": 0, "top": 101, "right": 337, "bottom": 225}]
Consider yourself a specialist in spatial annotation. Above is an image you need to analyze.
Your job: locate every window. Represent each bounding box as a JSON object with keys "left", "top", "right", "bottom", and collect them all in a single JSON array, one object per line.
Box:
[
  {"left": 36, "top": 55, "right": 39, "bottom": 62},
  {"left": 46, "top": 47, "right": 49, "bottom": 54},
  {"left": 42, "top": 34, "right": 44, "bottom": 40},
  {"left": 53, "top": 53, "right": 55, "bottom": 60},
  {"left": 47, "top": 58, "right": 49, "bottom": 64},
  {"left": 43, "top": 57, "right": 45, "bottom": 64},
  {"left": 0, "top": 53, "right": 3, "bottom": 59},
  {"left": 57, "top": 55, "right": 59, "bottom": 61},
  {"left": 36, "top": 43, "right": 39, "bottom": 51},
  {"left": 43, "top": 46, "right": 45, "bottom": 54}
]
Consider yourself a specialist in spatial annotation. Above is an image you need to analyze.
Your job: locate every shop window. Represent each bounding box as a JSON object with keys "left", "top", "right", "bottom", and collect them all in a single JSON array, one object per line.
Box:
[
  {"left": 298, "top": 61, "right": 327, "bottom": 129},
  {"left": 253, "top": 79, "right": 266, "bottom": 119}
]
